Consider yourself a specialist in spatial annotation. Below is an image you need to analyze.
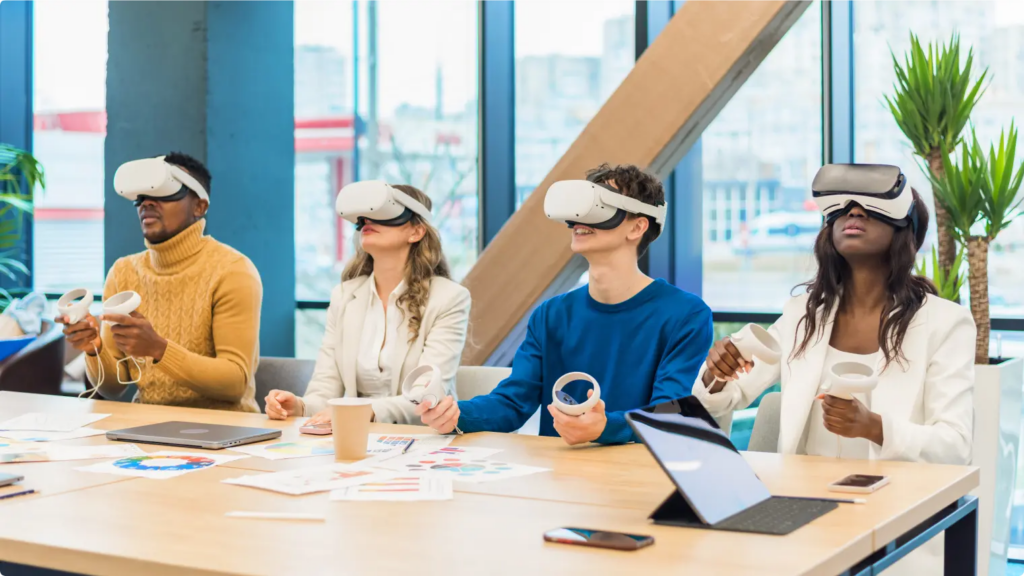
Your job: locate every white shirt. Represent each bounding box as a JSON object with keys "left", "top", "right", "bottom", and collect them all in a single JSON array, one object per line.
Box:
[
  {"left": 803, "top": 346, "right": 882, "bottom": 459},
  {"left": 355, "top": 274, "right": 405, "bottom": 399}
]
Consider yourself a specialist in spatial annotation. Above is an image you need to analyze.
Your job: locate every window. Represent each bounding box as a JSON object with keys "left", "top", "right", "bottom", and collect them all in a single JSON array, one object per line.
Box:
[
  {"left": 853, "top": 0, "right": 1024, "bottom": 319},
  {"left": 294, "top": 1, "right": 479, "bottom": 305},
  {"left": 294, "top": 1, "right": 479, "bottom": 356},
  {"left": 31, "top": 1, "right": 108, "bottom": 294},
  {"left": 701, "top": 1, "right": 823, "bottom": 312},
  {"left": 514, "top": 1, "right": 633, "bottom": 206}
]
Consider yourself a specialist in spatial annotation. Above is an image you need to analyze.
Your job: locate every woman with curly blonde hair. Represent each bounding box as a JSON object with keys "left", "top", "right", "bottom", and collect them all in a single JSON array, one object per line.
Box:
[{"left": 265, "top": 183, "right": 470, "bottom": 425}]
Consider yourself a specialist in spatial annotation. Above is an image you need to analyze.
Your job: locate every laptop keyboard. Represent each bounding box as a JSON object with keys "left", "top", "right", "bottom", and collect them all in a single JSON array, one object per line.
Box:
[{"left": 715, "top": 497, "right": 838, "bottom": 535}]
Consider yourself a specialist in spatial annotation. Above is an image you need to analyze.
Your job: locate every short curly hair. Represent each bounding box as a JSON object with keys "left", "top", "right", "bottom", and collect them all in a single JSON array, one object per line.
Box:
[
  {"left": 163, "top": 151, "right": 212, "bottom": 197},
  {"left": 585, "top": 163, "right": 665, "bottom": 258}
]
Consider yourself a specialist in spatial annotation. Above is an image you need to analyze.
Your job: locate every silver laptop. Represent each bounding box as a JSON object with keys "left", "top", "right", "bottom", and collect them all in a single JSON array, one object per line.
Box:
[{"left": 106, "top": 421, "right": 281, "bottom": 450}]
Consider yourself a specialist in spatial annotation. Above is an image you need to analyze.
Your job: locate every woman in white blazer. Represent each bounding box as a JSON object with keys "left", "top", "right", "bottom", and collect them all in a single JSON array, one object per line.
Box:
[
  {"left": 265, "top": 184, "right": 470, "bottom": 425},
  {"left": 695, "top": 188, "right": 975, "bottom": 465}
]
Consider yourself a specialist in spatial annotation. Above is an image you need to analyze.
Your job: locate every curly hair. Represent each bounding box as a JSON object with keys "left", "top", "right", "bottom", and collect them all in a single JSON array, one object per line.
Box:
[
  {"left": 585, "top": 163, "right": 665, "bottom": 258},
  {"left": 341, "top": 184, "right": 451, "bottom": 342}
]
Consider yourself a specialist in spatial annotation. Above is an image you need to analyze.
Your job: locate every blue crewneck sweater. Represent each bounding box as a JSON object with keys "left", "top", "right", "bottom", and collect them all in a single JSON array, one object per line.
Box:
[{"left": 458, "top": 279, "right": 713, "bottom": 444}]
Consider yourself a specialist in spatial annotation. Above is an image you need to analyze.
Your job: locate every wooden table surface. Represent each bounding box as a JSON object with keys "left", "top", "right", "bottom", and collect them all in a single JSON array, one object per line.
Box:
[{"left": 0, "top": 392, "right": 979, "bottom": 576}]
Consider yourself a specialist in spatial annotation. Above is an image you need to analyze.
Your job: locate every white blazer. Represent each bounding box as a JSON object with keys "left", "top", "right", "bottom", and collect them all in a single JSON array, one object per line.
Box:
[
  {"left": 694, "top": 294, "right": 976, "bottom": 464},
  {"left": 301, "top": 275, "right": 471, "bottom": 424}
]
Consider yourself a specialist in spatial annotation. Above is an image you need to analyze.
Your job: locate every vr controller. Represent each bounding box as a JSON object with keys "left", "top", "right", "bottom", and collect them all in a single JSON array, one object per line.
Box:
[
  {"left": 402, "top": 365, "right": 445, "bottom": 409},
  {"left": 824, "top": 361, "right": 879, "bottom": 400},
  {"left": 551, "top": 372, "right": 601, "bottom": 416}
]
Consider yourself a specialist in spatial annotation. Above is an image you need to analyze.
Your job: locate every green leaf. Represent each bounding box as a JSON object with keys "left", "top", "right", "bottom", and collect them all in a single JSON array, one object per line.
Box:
[
  {"left": 925, "top": 131, "right": 987, "bottom": 238},
  {"left": 886, "top": 33, "right": 990, "bottom": 159},
  {"left": 917, "top": 244, "right": 966, "bottom": 301},
  {"left": 979, "top": 120, "right": 1024, "bottom": 239}
]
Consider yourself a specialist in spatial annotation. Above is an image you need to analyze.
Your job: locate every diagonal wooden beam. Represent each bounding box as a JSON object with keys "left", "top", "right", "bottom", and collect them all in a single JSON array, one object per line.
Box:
[{"left": 462, "top": 0, "right": 812, "bottom": 365}]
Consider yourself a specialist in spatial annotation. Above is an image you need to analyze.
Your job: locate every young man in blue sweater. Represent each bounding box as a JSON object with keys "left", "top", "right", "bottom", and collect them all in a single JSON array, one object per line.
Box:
[{"left": 417, "top": 163, "right": 713, "bottom": 445}]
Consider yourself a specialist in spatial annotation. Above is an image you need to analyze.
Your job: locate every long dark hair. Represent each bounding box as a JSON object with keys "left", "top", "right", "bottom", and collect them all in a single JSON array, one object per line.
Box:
[{"left": 792, "top": 189, "right": 936, "bottom": 369}]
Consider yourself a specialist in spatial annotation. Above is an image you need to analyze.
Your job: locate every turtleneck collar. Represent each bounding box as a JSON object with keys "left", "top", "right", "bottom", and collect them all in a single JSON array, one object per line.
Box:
[{"left": 146, "top": 219, "right": 208, "bottom": 273}]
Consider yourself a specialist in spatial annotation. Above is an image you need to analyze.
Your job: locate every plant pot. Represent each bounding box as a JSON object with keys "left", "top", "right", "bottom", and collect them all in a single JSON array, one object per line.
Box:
[{"left": 972, "top": 356, "right": 1023, "bottom": 576}]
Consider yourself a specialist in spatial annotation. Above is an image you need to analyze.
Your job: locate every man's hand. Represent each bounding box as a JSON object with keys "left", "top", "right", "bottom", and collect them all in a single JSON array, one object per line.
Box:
[
  {"left": 819, "top": 394, "right": 884, "bottom": 446},
  {"left": 100, "top": 311, "right": 168, "bottom": 361},
  {"left": 417, "top": 395, "right": 460, "bottom": 434},
  {"left": 56, "top": 314, "right": 102, "bottom": 355},
  {"left": 547, "top": 390, "right": 607, "bottom": 446}
]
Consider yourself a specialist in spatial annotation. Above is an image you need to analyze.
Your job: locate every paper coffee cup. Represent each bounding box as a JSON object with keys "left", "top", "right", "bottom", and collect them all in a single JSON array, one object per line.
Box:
[{"left": 328, "top": 398, "right": 373, "bottom": 461}]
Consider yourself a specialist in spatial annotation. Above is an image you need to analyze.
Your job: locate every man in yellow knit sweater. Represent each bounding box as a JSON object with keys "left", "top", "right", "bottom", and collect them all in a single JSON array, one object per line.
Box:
[{"left": 57, "top": 152, "right": 263, "bottom": 412}]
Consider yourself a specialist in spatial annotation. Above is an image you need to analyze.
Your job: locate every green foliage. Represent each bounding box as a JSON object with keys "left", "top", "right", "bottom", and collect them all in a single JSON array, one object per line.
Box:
[
  {"left": 979, "top": 120, "right": 1024, "bottom": 240},
  {"left": 927, "top": 131, "right": 987, "bottom": 241},
  {"left": 916, "top": 245, "right": 966, "bottom": 302},
  {"left": 0, "top": 144, "right": 43, "bottom": 309},
  {"left": 885, "top": 33, "right": 988, "bottom": 158}
]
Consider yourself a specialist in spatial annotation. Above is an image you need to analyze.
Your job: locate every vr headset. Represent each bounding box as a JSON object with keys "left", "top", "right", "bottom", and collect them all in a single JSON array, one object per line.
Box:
[
  {"left": 544, "top": 180, "right": 667, "bottom": 231},
  {"left": 113, "top": 156, "right": 210, "bottom": 206},
  {"left": 336, "top": 180, "right": 432, "bottom": 231},
  {"left": 812, "top": 164, "right": 917, "bottom": 233}
]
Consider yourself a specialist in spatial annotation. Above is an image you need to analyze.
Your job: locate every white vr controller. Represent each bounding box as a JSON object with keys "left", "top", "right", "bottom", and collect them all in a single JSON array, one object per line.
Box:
[
  {"left": 57, "top": 288, "right": 94, "bottom": 324},
  {"left": 824, "top": 361, "right": 879, "bottom": 400},
  {"left": 714, "top": 323, "right": 782, "bottom": 384},
  {"left": 402, "top": 365, "right": 444, "bottom": 409},
  {"left": 102, "top": 291, "right": 142, "bottom": 324},
  {"left": 552, "top": 372, "right": 601, "bottom": 416}
]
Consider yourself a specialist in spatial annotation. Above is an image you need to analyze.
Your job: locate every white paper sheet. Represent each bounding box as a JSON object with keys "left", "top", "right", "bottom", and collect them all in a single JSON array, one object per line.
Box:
[
  {"left": 330, "top": 475, "right": 453, "bottom": 502},
  {"left": 0, "top": 428, "right": 107, "bottom": 442},
  {"left": 1, "top": 443, "right": 145, "bottom": 464},
  {"left": 0, "top": 413, "right": 110, "bottom": 433},
  {"left": 222, "top": 464, "right": 395, "bottom": 495},
  {"left": 230, "top": 438, "right": 335, "bottom": 460},
  {"left": 77, "top": 450, "right": 248, "bottom": 480}
]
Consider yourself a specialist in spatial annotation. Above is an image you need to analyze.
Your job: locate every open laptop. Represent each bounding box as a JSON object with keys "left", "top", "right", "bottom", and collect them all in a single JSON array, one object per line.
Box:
[
  {"left": 106, "top": 422, "right": 281, "bottom": 450},
  {"left": 626, "top": 397, "right": 837, "bottom": 536}
]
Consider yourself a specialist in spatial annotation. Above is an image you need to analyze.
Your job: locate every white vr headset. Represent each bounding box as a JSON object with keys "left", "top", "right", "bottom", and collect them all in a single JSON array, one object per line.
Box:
[
  {"left": 544, "top": 180, "right": 667, "bottom": 230},
  {"left": 336, "top": 180, "right": 432, "bottom": 230},
  {"left": 113, "top": 156, "right": 210, "bottom": 206},
  {"left": 811, "top": 164, "right": 917, "bottom": 233}
]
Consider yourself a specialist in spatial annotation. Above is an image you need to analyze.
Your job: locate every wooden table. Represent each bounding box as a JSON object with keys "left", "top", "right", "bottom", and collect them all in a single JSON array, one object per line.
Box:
[{"left": 0, "top": 392, "right": 980, "bottom": 576}]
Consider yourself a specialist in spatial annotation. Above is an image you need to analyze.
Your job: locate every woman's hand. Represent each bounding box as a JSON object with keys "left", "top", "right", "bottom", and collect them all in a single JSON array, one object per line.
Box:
[
  {"left": 265, "top": 390, "right": 303, "bottom": 420},
  {"left": 819, "top": 394, "right": 884, "bottom": 446},
  {"left": 304, "top": 409, "right": 332, "bottom": 426},
  {"left": 701, "top": 337, "right": 754, "bottom": 392}
]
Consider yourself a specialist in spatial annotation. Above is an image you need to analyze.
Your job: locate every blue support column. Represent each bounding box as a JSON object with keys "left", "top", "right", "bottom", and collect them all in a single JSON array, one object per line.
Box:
[
  {"left": 106, "top": 1, "right": 295, "bottom": 355},
  {"left": 205, "top": 1, "right": 295, "bottom": 357},
  {"left": 639, "top": 0, "right": 702, "bottom": 296},
  {"left": 479, "top": 0, "right": 515, "bottom": 249},
  {"left": 825, "top": 0, "right": 854, "bottom": 164},
  {"left": 0, "top": 0, "right": 35, "bottom": 291}
]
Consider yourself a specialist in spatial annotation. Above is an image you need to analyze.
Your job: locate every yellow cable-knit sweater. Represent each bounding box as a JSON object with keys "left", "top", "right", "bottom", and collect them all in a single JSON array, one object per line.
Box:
[{"left": 85, "top": 220, "right": 262, "bottom": 412}]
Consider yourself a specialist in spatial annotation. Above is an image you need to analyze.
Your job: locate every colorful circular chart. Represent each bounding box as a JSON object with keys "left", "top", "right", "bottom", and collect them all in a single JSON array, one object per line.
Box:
[
  {"left": 113, "top": 455, "right": 215, "bottom": 471},
  {"left": 265, "top": 441, "right": 333, "bottom": 456}
]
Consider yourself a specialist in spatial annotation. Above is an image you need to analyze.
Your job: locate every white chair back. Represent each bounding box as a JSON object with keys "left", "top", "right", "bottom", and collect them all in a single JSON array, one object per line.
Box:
[{"left": 456, "top": 366, "right": 511, "bottom": 400}]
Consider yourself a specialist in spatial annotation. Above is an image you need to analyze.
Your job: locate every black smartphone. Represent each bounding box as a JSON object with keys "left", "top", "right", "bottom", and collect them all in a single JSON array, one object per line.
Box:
[{"left": 543, "top": 528, "right": 654, "bottom": 551}]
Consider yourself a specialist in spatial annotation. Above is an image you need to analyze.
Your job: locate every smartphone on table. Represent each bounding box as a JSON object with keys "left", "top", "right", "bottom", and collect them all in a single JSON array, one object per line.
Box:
[
  {"left": 828, "top": 474, "right": 889, "bottom": 494},
  {"left": 0, "top": 472, "right": 24, "bottom": 488},
  {"left": 543, "top": 528, "right": 654, "bottom": 551},
  {"left": 299, "top": 422, "right": 332, "bottom": 436}
]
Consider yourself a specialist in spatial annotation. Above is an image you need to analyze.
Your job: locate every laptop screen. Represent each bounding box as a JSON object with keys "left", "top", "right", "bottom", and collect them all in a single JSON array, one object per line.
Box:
[{"left": 628, "top": 397, "right": 771, "bottom": 525}]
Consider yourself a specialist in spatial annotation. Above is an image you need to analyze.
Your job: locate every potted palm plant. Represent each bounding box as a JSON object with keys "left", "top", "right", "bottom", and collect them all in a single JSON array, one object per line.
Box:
[
  {"left": 886, "top": 33, "right": 987, "bottom": 287},
  {"left": 926, "top": 127, "right": 1024, "bottom": 576},
  {"left": 890, "top": 32, "right": 1021, "bottom": 576}
]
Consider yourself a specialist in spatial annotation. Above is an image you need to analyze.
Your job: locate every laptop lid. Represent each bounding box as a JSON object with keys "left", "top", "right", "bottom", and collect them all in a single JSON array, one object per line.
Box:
[
  {"left": 107, "top": 421, "right": 280, "bottom": 448},
  {"left": 627, "top": 397, "right": 771, "bottom": 525}
]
